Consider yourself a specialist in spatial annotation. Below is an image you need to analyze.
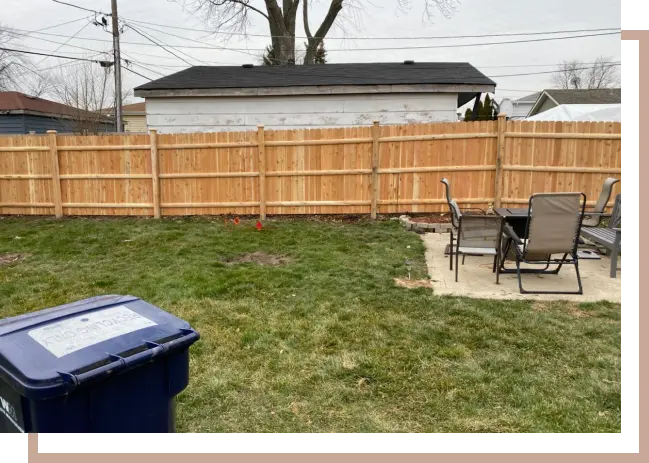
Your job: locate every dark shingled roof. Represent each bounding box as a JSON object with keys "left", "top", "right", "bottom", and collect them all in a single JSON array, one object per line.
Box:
[
  {"left": 135, "top": 62, "right": 496, "bottom": 91},
  {"left": 544, "top": 88, "right": 621, "bottom": 105},
  {"left": 0, "top": 91, "right": 102, "bottom": 118},
  {"left": 515, "top": 91, "right": 542, "bottom": 103}
]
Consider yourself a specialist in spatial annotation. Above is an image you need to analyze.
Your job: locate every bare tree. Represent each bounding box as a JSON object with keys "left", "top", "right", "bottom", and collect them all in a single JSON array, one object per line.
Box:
[
  {"left": 552, "top": 56, "right": 620, "bottom": 89},
  {"left": 584, "top": 56, "right": 620, "bottom": 89},
  {"left": 189, "top": 0, "right": 459, "bottom": 64},
  {"left": 49, "top": 62, "right": 116, "bottom": 134},
  {"left": 21, "top": 73, "right": 51, "bottom": 97},
  {"left": 0, "top": 25, "right": 29, "bottom": 91}
]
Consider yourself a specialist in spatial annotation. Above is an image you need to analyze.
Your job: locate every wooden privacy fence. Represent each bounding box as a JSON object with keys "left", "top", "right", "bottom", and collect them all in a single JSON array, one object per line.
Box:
[{"left": 0, "top": 115, "right": 621, "bottom": 218}]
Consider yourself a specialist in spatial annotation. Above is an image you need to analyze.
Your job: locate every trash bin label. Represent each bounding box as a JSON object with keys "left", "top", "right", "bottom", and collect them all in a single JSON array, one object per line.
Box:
[
  {"left": 27, "top": 306, "right": 157, "bottom": 358},
  {"left": 0, "top": 382, "right": 24, "bottom": 432}
]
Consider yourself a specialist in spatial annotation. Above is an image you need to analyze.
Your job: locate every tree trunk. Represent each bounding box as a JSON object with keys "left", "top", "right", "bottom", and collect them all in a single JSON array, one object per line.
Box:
[
  {"left": 265, "top": 0, "right": 296, "bottom": 64},
  {"left": 303, "top": 0, "right": 342, "bottom": 64}
]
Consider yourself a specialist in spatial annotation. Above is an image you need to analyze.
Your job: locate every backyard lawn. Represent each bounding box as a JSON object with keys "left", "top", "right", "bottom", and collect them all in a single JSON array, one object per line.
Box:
[{"left": 0, "top": 216, "right": 620, "bottom": 432}]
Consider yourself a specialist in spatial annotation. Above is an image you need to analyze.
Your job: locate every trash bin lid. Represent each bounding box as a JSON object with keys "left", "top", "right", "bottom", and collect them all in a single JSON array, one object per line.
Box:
[{"left": 0, "top": 295, "right": 199, "bottom": 400}]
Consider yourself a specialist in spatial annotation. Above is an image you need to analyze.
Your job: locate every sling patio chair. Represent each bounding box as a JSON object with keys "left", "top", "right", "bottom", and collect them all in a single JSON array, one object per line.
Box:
[
  {"left": 440, "top": 178, "right": 485, "bottom": 271},
  {"left": 581, "top": 193, "right": 621, "bottom": 278},
  {"left": 454, "top": 213, "right": 505, "bottom": 284},
  {"left": 581, "top": 177, "right": 620, "bottom": 228},
  {"left": 502, "top": 192, "right": 587, "bottom": 295}
]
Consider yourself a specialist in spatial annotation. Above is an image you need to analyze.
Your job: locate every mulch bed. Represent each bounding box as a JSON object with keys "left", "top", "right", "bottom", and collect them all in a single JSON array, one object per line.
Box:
[{"left": 408, "top": 215, "right": 451, "bottom": 224}]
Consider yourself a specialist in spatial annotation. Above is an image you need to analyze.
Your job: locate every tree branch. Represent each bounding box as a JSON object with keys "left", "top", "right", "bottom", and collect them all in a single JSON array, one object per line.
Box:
[
  {"left": 303, "top": 0, "right": 312, "bottom": 38},
  {"left": 207, "top": 0, "right": 270, "bottom": 20},
  {"left": 312, "top": 0, "right": 343, "bottom": 40}
]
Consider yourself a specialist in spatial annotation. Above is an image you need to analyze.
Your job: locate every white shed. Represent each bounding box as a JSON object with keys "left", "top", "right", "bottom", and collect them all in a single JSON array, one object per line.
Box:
[{"left": 134, "top": 62, "right": 496, "bottom": 133}]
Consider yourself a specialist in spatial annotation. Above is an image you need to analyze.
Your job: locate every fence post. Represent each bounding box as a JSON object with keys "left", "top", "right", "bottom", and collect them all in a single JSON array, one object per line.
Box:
[
  {"left": 257, "top": 124, "right": 266, "bottom": 220},
  {"left": 47, "top": 130, "right": 63, "bottom": 218},
  {"left": 149, "top": 129, "right": 161, "bottom": 219},
  {"left": 371, "top": 120, "right": 380, "bottom": 219},
  {"left": 494, "top": 113, "right": 506, "bottom": 208}
]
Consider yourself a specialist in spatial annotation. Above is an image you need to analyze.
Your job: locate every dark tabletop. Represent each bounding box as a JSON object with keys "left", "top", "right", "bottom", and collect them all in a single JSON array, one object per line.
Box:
[{"left": 494, "top": 207, "right": 529, "bottom": 218}]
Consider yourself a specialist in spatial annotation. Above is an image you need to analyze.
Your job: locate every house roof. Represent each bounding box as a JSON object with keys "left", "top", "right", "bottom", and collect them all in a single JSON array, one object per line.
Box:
[
  {"left": 0, "top": 91, "right": 109, "bottom": 120},
  {"left": 121, "top": 102, "right": 145, "bottom": 113},
  {"left": 514, "top": 92, "right": 542, "bottom": 103},
  {"left": 527, "top": 88, "right": 621, "bottom": 117},
  {"left": 135, "top": 62, "right": 496, "bottom": 93},
  {"left": 543, "top": 88, "right": 621, "bottom": 105},
  {"left": 102, "top": 102, "right": 146, "bottom": 115}
]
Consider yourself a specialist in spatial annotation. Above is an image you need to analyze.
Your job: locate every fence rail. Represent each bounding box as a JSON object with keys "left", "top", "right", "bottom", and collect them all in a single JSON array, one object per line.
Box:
[{"left": 0, "top": 116, "right": 621, "bottom": 217}]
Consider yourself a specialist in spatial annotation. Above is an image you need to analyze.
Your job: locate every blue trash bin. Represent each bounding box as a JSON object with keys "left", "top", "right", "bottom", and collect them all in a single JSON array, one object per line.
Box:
[{"left": 0, "top": 295, "right": 199, "bottom": 433}]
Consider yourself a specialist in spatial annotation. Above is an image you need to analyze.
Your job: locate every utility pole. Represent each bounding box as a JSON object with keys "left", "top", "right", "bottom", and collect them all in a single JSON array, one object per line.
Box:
[{"left": 111, "top": 0, "right": 123, "bottom": 132}]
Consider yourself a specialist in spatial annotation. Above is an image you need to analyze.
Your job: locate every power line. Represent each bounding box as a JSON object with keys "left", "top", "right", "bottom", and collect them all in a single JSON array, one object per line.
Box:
[
  {"left": 11, "top": 29, "right": 621, "bottom": 52},
  {"left": 321, "top": 31, "right": 621, "bottom": 51},
  {"left": 0, "top": 46, "right": 103, "bottom": 63},
  {"left": 51, "top": 0, "right": 107, "bottom": 15},
  {"left": 26, "top": 15, "right": 91, "bottom": 34},
  {"left": 49, "top": 2, "right": 620, "bottom": 41},
  {"left": 34, "top": 20, "right": 92, "bottom": 66},
  {"left": 7, "top": 29, "right": 109, "bottom": 54},
  {"left": 121, "top": 53, "right": 167, "bottom": 77},
  {"left": 124, "top": 18, "right": 620, "bottom": 41},
  {"left": 101, "top": 59, "right": 622, "bottom": 70},
  {"left": 38, "top": 54, "right": 106, "bottom": 71},
  {"left": 128, "top": 22, "right": 263, "bottom": 59},
  {"left": 7, "top": 31, "right": 202, "bottom": 64},
  {"left": 475, "top": 61, "right": 620, "bottom": 69},
  {"left": 121, "top": 23, "right": 195, "bottom": 66},
  {"left": 123, "top": 22, "right": 211, "bottom": 65},
  {"left": 122, "top": 65, "right": 153, "bottom": 81},
  {"left": 490, "top": 63, "right": 620, "bottom": 78},
  {"left": 6, "top": 43, "right": 620, "bottom": 83}
]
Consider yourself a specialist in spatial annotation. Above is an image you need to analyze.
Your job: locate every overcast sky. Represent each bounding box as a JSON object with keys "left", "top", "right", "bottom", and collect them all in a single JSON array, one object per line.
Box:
[{"left": 3, "top": 0, "right": 621, "bottom": 104}]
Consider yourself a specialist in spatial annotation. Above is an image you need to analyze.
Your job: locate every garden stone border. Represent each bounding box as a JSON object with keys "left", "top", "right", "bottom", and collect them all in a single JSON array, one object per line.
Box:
[{"left": 399, "top": 215, "right": 452, "bottom": 234}]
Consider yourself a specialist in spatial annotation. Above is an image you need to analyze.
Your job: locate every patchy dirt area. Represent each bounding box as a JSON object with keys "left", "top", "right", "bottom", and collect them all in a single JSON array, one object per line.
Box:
[
  {"left": 0, "top": 253, "right": 26, "bottom": 266},
  {"left": 408, "top": 215, "right": 451, "bottom": 224},
  {"left": 223, "top": 251, "right": 291, "bottom": 266},
  {"left": 394, "top": 277, "right": 432, "bottom": 289},
  {"left": 532, "top": 301, "right": 592, "bottom": 317}
]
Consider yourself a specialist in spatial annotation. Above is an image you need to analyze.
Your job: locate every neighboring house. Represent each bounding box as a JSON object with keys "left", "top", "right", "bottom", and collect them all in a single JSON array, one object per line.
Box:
[
  {"left": 121, "top": 102, "right": 147, "bottom": 132},
  {"left": 134, "top": 62, "right": 496, "bottom": 132},
  {"left": 103, "top": 102, "right": 148, "bottom": 132},
  {"left": 0, "top": 91, "right": 114, "bottom": 134},
  {"left": 510, "top": 92, "right": 541, "bottom": 119},
  {"left": 527, "top": 88, "right": 621, "bottom": 118}
]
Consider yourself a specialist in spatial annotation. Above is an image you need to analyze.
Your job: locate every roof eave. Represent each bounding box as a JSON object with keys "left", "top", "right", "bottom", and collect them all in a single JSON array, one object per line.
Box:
[
  {"left": 527, "top": 91, "right": 552, "bottom": 117},
  {"left": 135, "top": 83, "right": 496, "bottom": 99},
  {"left": 0, "top": 109, "right": 113, "bottom": 122}
]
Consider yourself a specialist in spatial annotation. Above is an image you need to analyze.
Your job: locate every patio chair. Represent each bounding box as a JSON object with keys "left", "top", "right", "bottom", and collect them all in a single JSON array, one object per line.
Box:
[
  {"left": 504, "top": 192, "right": 586, "bottom": 295},
  {"left": 581, "top": 177, "right": 619, "bottom": 227},
  {"left": 581, "top": 194, "right": 621, "bottom": 278},
  {"left": 454, "top": 214, "right": 505, "bottom": 284},
  {"left": 441, "top": 178, "right": 485, "bottom": 271}
]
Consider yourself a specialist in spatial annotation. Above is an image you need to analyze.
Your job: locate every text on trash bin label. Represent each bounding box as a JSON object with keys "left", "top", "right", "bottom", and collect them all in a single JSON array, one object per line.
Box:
[
  {"left": 0, "top": 393, "right": 24, "bottom": 432},
  {"left": 27, "top": 306, "right": 157, "bottom": 358}
]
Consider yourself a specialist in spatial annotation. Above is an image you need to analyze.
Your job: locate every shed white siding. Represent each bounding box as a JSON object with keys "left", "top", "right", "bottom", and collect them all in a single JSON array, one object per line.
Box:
[{"left": 145, "top": 93, "right": 458, "bottom": 133}]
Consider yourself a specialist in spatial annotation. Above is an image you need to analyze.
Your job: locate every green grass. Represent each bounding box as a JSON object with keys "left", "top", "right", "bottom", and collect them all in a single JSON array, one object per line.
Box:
[{"left": 0, "top": 216, "right": 620, "bottom": 432}]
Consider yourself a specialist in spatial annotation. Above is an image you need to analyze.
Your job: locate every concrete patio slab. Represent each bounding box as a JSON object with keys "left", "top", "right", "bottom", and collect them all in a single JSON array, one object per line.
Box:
[{"left": 422, "top": 233, "right": 621, "bottom": 302}]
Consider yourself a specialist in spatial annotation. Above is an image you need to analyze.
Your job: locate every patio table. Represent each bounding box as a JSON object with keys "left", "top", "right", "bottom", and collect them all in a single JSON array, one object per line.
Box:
[
  {"left": 494, "top": 207, "right": 529, "bottom": 273},
  {"left": 494, "top": 207, "right": 528, "bottom": 238}
]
